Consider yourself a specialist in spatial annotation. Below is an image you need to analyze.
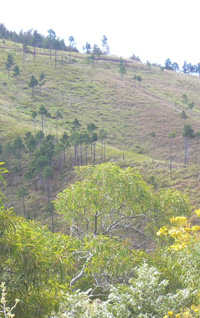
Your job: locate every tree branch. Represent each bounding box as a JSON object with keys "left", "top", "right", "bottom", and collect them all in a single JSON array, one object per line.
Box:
[{"left": 70, "top": 253, "right": 93, "bottom": 288}]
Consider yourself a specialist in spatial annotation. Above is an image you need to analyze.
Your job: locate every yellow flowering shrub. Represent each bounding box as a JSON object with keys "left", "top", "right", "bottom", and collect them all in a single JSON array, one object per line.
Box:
[
  {"left": 163, "top": 304, "right": 200, "bottom": 317},
  {"left": 157, "top": 213, "right": 200, "bottom": 251}
]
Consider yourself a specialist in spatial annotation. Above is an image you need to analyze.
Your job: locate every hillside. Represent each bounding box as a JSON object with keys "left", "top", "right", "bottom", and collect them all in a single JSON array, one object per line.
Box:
[{"left": 1, "top": 39, "right": 200, "bottom": 228}]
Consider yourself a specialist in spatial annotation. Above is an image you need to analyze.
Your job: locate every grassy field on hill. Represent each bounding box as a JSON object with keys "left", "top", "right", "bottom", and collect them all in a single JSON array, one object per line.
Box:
[{"left": 1, "top": 39, "right": 200, "bottom": 227}]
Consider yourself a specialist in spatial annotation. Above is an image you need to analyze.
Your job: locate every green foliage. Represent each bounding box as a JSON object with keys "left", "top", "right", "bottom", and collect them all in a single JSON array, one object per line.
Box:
[
  {"left": 0, "top": 207, "right": 80, "bottom": 318},
  {"left": 28, "top": 75, "right": 38, "bottom": 95},
  {"left": 13, "top": 65, "right": 20, "bottom": 77},
  {"left": 183, "top": 124, "right": 195, "bottom": 138},
  {"left": 55, "top": 163, "right": 191, "bottom": 245},
  {"left": 53, "top": 263, "right": 192, "bottom": 318}
]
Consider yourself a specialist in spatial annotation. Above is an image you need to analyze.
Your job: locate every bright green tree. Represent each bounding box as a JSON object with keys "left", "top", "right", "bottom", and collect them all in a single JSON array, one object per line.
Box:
[{"left": 55, "top": 163, "right": 191, "bottom": 248}]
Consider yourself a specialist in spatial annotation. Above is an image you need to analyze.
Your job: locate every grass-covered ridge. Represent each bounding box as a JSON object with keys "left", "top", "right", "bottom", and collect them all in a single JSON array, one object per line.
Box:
[{"left": 1, "top": 39, "right": 200, "bottom": 223}]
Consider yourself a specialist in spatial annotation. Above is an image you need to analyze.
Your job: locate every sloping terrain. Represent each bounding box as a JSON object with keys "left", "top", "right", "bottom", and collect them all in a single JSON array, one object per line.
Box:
[{"left": 1, "top": 39, "right": 200, "bottom": 226}]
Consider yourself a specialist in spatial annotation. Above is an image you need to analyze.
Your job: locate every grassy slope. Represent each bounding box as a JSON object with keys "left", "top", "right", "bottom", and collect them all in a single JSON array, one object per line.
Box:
[{"left": 1, "top": 39, "right": 200, "bottom": 227}]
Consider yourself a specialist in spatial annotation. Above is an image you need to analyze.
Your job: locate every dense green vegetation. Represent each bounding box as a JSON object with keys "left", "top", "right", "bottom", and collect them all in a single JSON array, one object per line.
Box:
[
  {"left": 2, "top": 32, "right": 200, "bottom": 317},
  {"left": 1, "top": 163, "right": 200, "bottom": 318}
]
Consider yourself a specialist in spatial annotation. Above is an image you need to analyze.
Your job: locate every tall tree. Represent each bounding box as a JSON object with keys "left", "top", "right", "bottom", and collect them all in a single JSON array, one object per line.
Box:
[
  {"left": 43, "top": 166, "right": 53, "bottom": 202},
  {"left": 29, "top": 75, "right": 38, "bottom": 95},
  {"left": 31, "top": 30, "right": 43, "bottom": 59},
  {"left": 195, "top": 131, "right": 200, "bottom": 164},
  {"left": 87, "top": 122, "right": 97, "bottom": 155},
  {"left": 101, "top": 35, "right": 109, "bottom": 55},
  {"left": 183, "top": 124, "right": 195, "bottom": 165},
  {"left": 99, "top": 129, "right": 107, "bottom": 161},
  {"left": 38, "top": 105, "right": 50, "bottom": 132},
  {"left": 18, "top": 187, "right": 28, "bottom": 216},
  {"left": 6, "top": 53, "right": 14, "bottom": 78},
  {"left": 12, "top": 136, "right": 25, "bottom": 175},
  {"left": 13, "top": 65, "right": 20, "bottom": 77},
  {"left": 47, "top": 29, "right": 56, "bottom": 60},
  {"left": 150, "top": 131, "right": 156, "bottom": 163},
  {"left": 60, "top": 132, "right": 70, "bottom": 163},
  {"left": 68, "top": 35, "right": 75, "bottom": 63},
  {"left": 55, "top": 110, "right": 63, "bottom": 139},
  {"left": 83, "top": 42, "right": 91, "bottom": 54},
  {"left": 31, "top": 111, "right": 37, "bottom": 134},
  {"left": 168, "top": 132, "right": 176, "bottom": 175},
  {"left": 119, "top": 57, "right": 126, "bottom": 78}
]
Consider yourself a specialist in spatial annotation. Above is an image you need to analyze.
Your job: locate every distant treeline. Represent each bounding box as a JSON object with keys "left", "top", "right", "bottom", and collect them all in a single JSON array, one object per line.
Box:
[
  {"left": 0, "top": 23, "right": 79, "bottom": 53},
  {"left": 164, "top": 58, "right": 200, "bottom": 76}
]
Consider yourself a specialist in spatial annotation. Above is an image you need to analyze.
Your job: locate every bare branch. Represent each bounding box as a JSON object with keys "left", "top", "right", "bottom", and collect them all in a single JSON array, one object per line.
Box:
[{"left": 70, "top": 253, "right": 93, "bottom": 288}]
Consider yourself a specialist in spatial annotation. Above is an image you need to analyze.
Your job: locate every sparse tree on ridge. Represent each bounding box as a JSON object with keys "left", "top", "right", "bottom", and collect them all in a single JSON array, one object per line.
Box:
[
  {"left": 13, "top": 65, "right": 20, "bottom": 77},
  {"left": 47, "top": 29, "right": 56, "bottom": 60},
  {"left": 68, "top": 35, "right": 75, "bottom": 63},
  {"left": 119, "top": 57, "right": 126, "bottom": 78},
  {"left": 150, "top": 132, "right": 156, "bottom": 163},
  {"left": 83, "top": 42, "right": 91, "bottom": 54},
  {"left": 38, "top": 105, "right": 50, "bottom": 132},
  {"left": 43, "top": 166, "right": 53, "bottom": 202},
  {"left": 18, "top": 187, "right": 28, "bottom": 217},
  {"left": 183, "top": 124, "right": 195, "bottom": 165},
  {"left": 168, "top": 132, "right": 176, "bottom": 175},
  {"left": 101, "top": 35, "right": 109, "bottom": 55},
  {"left": 29, "top": 75, "right": 38, "bottom": 95},
  {"left": 6, "top": 53, "right": 14, "bottom": 78},
  {"left": 195, "top": 131, "right": 200, "bottom": 164}
]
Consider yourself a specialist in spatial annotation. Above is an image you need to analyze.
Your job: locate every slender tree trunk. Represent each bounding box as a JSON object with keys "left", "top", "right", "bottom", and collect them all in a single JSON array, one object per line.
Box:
[
  {"left": 184, "top": 137, "right": 188, "bottom": 165},
  {"left": 51, "top": 210, "right": 54, "bottom": 233},
  {"left": 47, "top": 179, "right": 50, "bottom": 202},
  {"left": 169, "top": 138, "right": 173, "bottom": 172},
  {"left": 22, "top": 196, "right": 26, "bottom": 216},
  {"left": 34, "top": 46, "right": 36, "bottom": 60},
  {"left": 196, "top": 139, "right": 199, "bottom": 165},
  {"left": 93, "top": 142, "right": 96, "bottom": 164},
  {"left": 85, "top": 146, "right": 88, "bottom": 165}
]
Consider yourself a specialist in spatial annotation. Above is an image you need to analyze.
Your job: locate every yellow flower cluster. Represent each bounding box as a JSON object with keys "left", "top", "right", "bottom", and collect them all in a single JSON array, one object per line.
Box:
[
  {"left": 163, "top": 305, "right": 200, "bottom": 317},
  {"left": 195, "top": 209, "right": 200, "bottom": 218},
  {"left": 156, "top": 226, "right": 168, "bottom": 236},
  {"left": 157, "top": 213, "right": 200, "bottom": 251},
  {"left": 170, "top": 216, "right": 188, "bottom": 226}
]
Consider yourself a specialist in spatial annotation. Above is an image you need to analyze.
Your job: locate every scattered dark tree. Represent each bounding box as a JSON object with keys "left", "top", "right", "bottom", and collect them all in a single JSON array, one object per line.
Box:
[
  {"left": 195, "top": 131, "right": 200, "bottom": 164},
  {"left": 38, "top": 105, "right": 49, "bottom": 132},
  {"left": 183, "top": 124, "right": 195, "bottom": 165},
  {"left": 18, "top": 187, "right": 28, "bottom": 216},
  {"left": 55, "top": 110, "right": 63, "bottom": 139},
  {"left": 29, "top": 75, "right": 38, "bottom": 95},
  {"left": 12, "top": 136, "right": 25, "bottom": 174},
  {"left": 6, "top": 53, "right": 14, "bottom": 78},
  {"left": 31, "top": 111, "right": 37, "bottom": 134},
  {"left": 180, "top": 110, "right": 188, "bottom": 119},
  {"left": 101, "top": 35, "right": 109, "bottom": 55},
  {"left": 168, "top": 132, "right": 176, "bottom": 174},
  {"left": 119, "top": 57, "right": 127, "bottom": 78},
  {"left": 43, "top": 166, "right": 53, "bottom": 202},
  {"left": 165, "top": 58, "right": 173, "bottom": 71},
  {"left": 83, "top": 42, "right": 91, "bottom": 54},
  {"left": 150, "top": 132, "right": 156, "bottom": 163},
  {"left": 99, "top": 129, "right": 107, "bottom": 161},
  {"left": 68, "top": 35, "right": 75, "bottom": 63},
  {"left": 13, "top": 65, "right": 20, "bottom": 77},
  {"left": 47, "top": 29, "right": 56, "bottom": 60},
  {"left": 188, "top": 101, "right": 195, "bottom": 113}
]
